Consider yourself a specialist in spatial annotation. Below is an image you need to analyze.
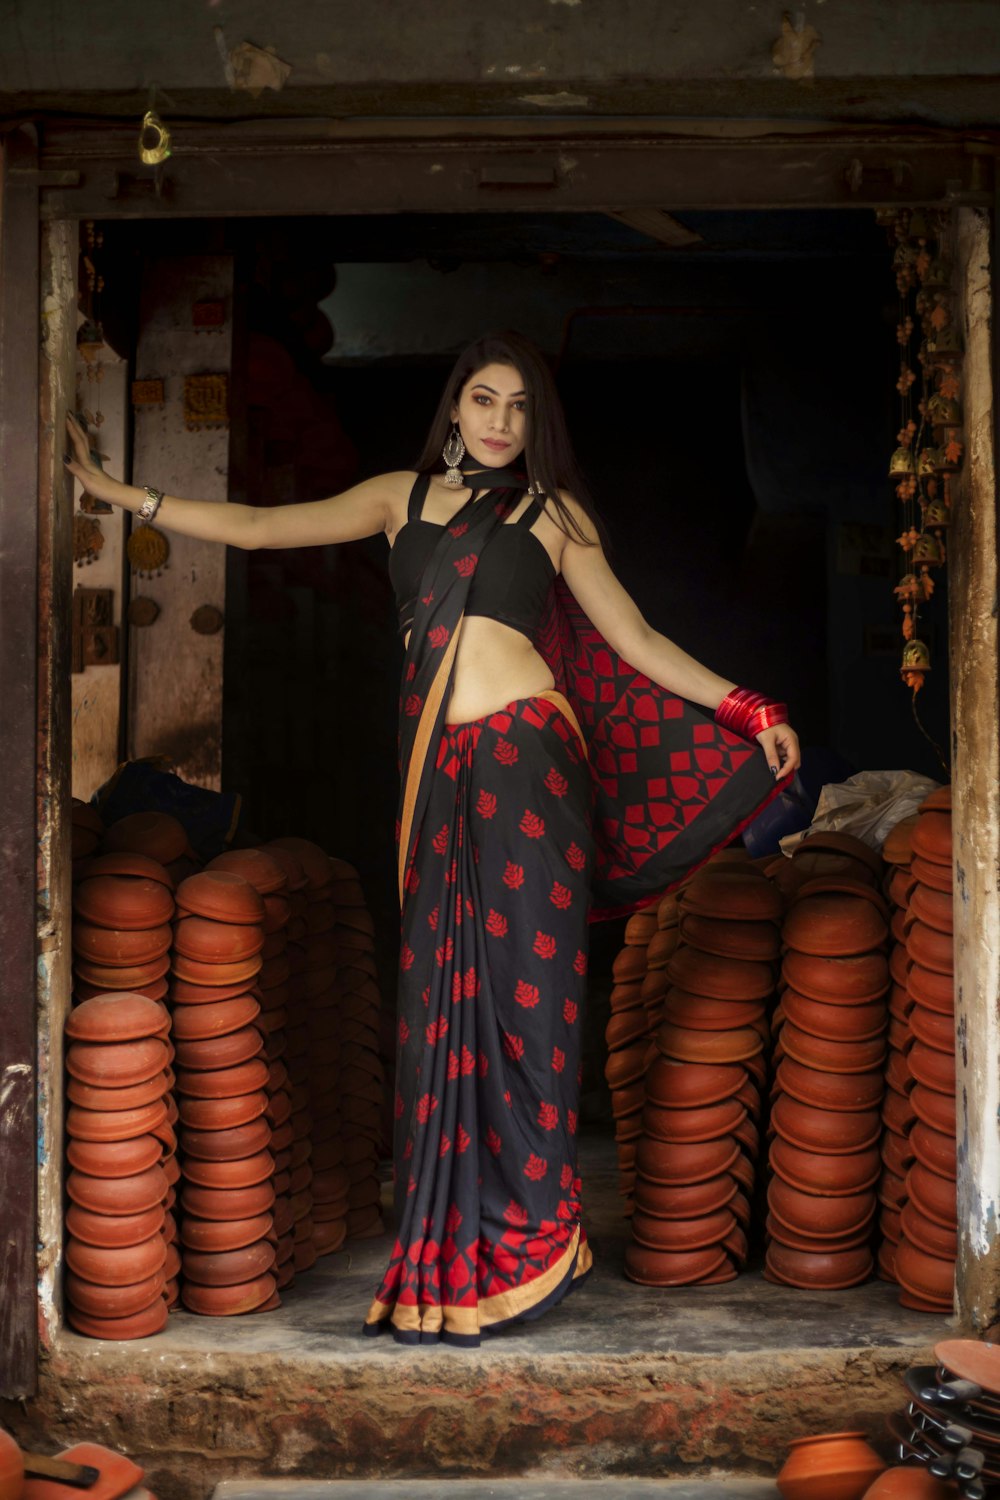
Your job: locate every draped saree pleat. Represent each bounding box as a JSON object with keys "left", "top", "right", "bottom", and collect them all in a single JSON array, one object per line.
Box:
[{"left": 364, "top": 465, "right": 787, "bottom": 1345}]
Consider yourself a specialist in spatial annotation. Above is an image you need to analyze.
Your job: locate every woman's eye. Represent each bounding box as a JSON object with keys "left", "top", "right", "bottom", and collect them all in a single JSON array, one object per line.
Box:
[{"left": 474, "top": 395, "right": 491, "bottom": 406}]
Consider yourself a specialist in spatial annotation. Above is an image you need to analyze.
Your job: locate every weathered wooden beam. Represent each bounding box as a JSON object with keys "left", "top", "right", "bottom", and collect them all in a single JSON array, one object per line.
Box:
[
  {"left": 0, "top": 122, "right": 40, "bottom": 1398},
  {"left": 951, "top": 205, "right": 1000, "bottom": 1335},
  {"left": 35, "top": 126, "right": 993, "bottom": 220}
]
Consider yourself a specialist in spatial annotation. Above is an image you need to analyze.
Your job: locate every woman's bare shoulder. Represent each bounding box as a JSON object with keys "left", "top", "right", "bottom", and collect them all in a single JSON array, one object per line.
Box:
[{"left": 540, "top": 489, "right": 600, "bottom": 550}]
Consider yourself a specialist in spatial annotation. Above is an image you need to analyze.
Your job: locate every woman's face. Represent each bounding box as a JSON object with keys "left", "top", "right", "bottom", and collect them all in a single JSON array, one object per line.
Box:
[{"left": 451, "top": 362, "right": 527, "bottom": 468}]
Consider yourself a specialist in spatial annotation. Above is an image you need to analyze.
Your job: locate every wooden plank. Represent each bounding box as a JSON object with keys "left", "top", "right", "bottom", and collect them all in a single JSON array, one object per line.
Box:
[
  {"left": 0, "top": 124, "right": 40, "bottom": 1397},
  {"left": 951, "top": 205, "right": 1000, "bottom": 1334}
]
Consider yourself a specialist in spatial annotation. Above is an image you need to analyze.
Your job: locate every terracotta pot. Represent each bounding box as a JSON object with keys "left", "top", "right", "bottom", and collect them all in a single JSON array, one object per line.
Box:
[
  {"left": 635, "top": 1133, "right": 740, "bottom": 1186},
  {"left": 765, "top": 1213, "right": 872, "bottom": 1255},
  {"left": 880, "top": 1127, "right": 915, "bottom": 1179},
  {"left": 177, "top": 1090, "right": 269, "bottom": 1132},
  {"left": 610, "top": 1081, "right": 645, "bottom": 1120},
  {"left": 180, "top": 1180, "right": 276, "bottom": 1222},
  {"left": 180, "top": 1122, "right": 275, "bottom": 1171},
  {"left": 910, "top": 1083, "right": 955, "bottom": 1137},
  {"left": 206, "top": 847, "right": 287, "bottom": 895},
  {"left": 908, "top": 1003, "right": 954, "bottom": 1054},
  {"left": 74, "top": 875, "right": 175, "bottom": 932},
  {"left": 770, "top": 1095, "right": 880, "bottom": 1155},
  {"left": 770, "top": 1138, "right": 881, "bottom": 1196},
  {"left": 780, "top": 949, "right": 889, "bottom": 1005},
  {"left": 180, "top": 1270, "right": 278, "bottom": 1315},
  {"left": 678, "top": 912, "right": 780, "bottom": 963},
  {"left": 911, "top": 810, "right": 952, "bottom": 866},
  {"left": 884, "top": 1050, "right": 915, "bottom": 1098},
  {"left": 73, "top": 953, "right": 171, "bottom": 990},
  {"left": 662, "top": 988, "right": 766, "bottom": 1033},
  {"left": 642, "top": 1096, "right": 747, "bottom": 1145},
  {"left": 644, "top": 1057, "right": 748, "bottom": 1109},
  {"left": 775, "top": 1431, "right": 885, "bottom": 1499},
  {"left": 0, "top": 1428, "right": 23, "bottom": 1500},
  {"left": 888, "top": 984, "right": 913, "bottom": 1024},
  {"left": 604, "top": 1044, "right": 648, "bottom": 1092},
  {"left": 65, "top": 1230, "right": 166, "bottom": 1286},
  {"left": 767, "top": 1178, "right": 876, "bottom": 1241},
  {"left": 909, "top": 882, "right": 953, "bottom": 935},
  {"left": 66, "top": 1297, "right": 169, "bottom": 1340},
  {"left": 183, "top": 1239, "right": 277, "bottom": 1289},
  {"left": 66, "top": 1036, "right": 169, "bottom": 1089},
  {"left": 656, "top": 1023, "right": 763, "bottom": 1066},
  {"left": 77, "top": 850, "right": 174, "bottom": 887},
  {"left": 66, "top": 1133, "right": 164, "bottom": 1179},
  {"left": 173, "top": 916, "right": 266, "bottom": 967},
  {"left": 888, "top": 944, "right": 911, "bottom": 989},
  {"left": 66, "top": 1098, "right": 167, "bottom": 1145},
  {"left": 792, "top": 829, "right": 884, "bottom": 878},
  {"left": 666, "top": 946, "right": 774, "bottom": 1002},
  {"left": 906, "top": 921, "right": 954, "bottom": 977},
  {"left": 623, "top": 1241, "right": 727, "bottom": 1287},
  {"left": 171, "top": 994, "right": 261, "bottom": 1041},
  {"left": 634, "top": 1172, "right": 737, "bottom": 1221},
  {"left": 612, "top": 946, "right": 646, "bottom": 983},
  {"left": 906, "top": 1039, "right": 955, "bottom": 1094},
  {"left": 73, "top": 921, "right": 173, "bottom": 970},
  {"left": 682, "top": 869, "right": 783, "bottom": 922},
  {"left": 624, "top": 909, "right": 658, "bottom": 946},
  {"left": 906, "top": 962, "right": 953, "bottom": 1014},
  {"left": 907, "top": 1160, "right": 957, "bottom": 1229},
  {"left": 781, "top": 991, "right": 886, "bottom": 1043},
  {"left": 170, "top": 974, "right": 265, "bottom": 1004},
  {"left": 882, "top": 815, "right": 919, "bottom": 867},
  {"left": 179, "top": 1211, "right": 274, "bottom": 1254},
  {"left": 182, "top": 1149, "right": 275, "bottom": 1190},
  {"left": 631, "top": 1206, "right": 736, "bottom": 1252},
  {"left": 900, "top": 1200, "right": 957, "bottom": 1260},
  {"left": 171, "top": 951, "right": 264, "bottom": 986},
  {"left": 105, "top": 811, "right": 189, "bottom": 863},
  {"left": 894, "top": 1235, "right": 955, "bottom": 1305},
  {"left": 174, "top": 1057, "right": 269, "bottom": 1100},
  {"left": 910, "top": 854, "right": 952, "bottom": 896},
  {"left": 645, "top": 929, "right": 680, "bottom": 970},
  {"left": 887, "top": 867, "right": 917, "bottom": 908},
  {"left": 66, "top": 1163, "right": 168, "bottom": 1216},
  {"left": 605, "top": 1007, "right": 649, "bottom": 1051},
  {"left": 779, "top": 1022, "right": 886, "bottom": 1077},
  {"left": 862, "top": 1468, "right": 955, "bottom": 1500},
  {"left": 173, "top": 1025, "right": 263, "bottom": 1073},
  {"left": 783, "top": 892, "right": 888, "bottom": 958},
  {"left": 65, "top": 1268, "right": 165, "bottom": 1319},
  {"left": 66, "top": 992, "right": 166, "bottom": 1045},
  {"left": 65, "top": 1202, "right": 164, "bottom": 1248}
]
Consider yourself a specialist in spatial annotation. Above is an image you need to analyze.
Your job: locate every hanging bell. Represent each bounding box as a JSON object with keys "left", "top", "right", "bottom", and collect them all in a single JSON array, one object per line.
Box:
[
  {"left": 925, "top": 393, "right": 962, "bottom": 427},
  {"left": 911, "top": 532, "right": 946, "bottom": 566},
  {"left": 901, "top": 639, "right": 931, "bottom": 673},
  {"left": 923, "top": 327, "right": 963, "bottom": 360},
  {"left": 917, "top": 447, "right": 942, "bottom": 477},
  {"left": 920, "top": 257, "right": 953, "bottom": 290},
  {"left": 923, "top": 498, "right": 951, "bottom": 530},
  {"left": 889, "top": 446, "right": 917, "bottom": 479}
]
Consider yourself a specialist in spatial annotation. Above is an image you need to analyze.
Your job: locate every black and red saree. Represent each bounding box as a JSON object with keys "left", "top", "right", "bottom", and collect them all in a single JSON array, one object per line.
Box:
[{"left": 363, "top": 468, "right": 782, "bottom": 1345}]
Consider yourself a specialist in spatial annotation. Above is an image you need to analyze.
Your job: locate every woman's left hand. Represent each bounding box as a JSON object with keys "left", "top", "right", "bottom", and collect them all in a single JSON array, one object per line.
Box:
[{"left": 756, "top": 722, "right": 801, "bottom": 781}]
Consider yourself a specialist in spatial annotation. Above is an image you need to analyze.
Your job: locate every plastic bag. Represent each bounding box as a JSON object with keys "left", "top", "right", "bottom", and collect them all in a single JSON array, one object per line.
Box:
[{"left": 778, "top": 769, "right": 942, "bottom": 856}]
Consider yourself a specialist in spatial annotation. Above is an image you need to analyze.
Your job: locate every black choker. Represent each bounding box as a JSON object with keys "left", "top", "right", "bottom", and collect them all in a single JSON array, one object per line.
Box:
[{"left": 456, "top": 457, "right": 529, "bottom": 492}]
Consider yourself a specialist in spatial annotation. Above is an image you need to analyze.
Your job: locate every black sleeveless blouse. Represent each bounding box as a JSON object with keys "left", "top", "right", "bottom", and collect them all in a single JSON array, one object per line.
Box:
[{"left": 388, "top": 473, "right": 556, "bottom": 641}]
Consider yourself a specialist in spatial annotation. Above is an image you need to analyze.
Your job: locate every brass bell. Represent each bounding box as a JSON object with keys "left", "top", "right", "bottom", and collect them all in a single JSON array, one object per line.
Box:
[
  {"left": 925, "top": 393, "right": 962, "bottom": 426},
  {"left": 889, "top": 446, "right": 916, "bottom": 478},
  {"left": 901, "top": 639, "right": 931, "bottom": 672},
  {"left": 911, "top": 532, "right": 945, "bottom": 566},
  {"left": 923, "top": 498, "right": 951, "bottom": 530},
  {"left": 917, "top": 447, "right": 942, "bottom": 477},
  {"left": 920, "top": 257, "right": 953, "bottom": 289}
]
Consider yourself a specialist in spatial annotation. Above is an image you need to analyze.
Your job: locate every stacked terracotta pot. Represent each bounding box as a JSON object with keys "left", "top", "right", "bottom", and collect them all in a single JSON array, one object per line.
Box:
[
  {"left": 766, "top": 834, "right": 889, "bottom": 1290},
  {"left": 894, "top": 788, "right": 956, "bottom": 1313},
  {"left": 171, "top": 868, "right": 278, "bottom": 1316},
  {"left": 624, "top": 856, "right": 779, "bottom": 1287},
  {"left": 327, "top": 856, "right": 383, "bottom": 1244},
  {"left": 206, "top": 847, "right": 299, "bottom": 1292},
  {"left": 606, "top": 904, "right": 660, "bottom": 1213},
  {"left": 65, "top": 993, "right": 174, "bottom": 1339},
  {"left": 104, "top": 811, "right": 199, "bottom": 887},
  {"left": 875, "top": 814, "right": 921, "bottom": 1284},
  {"left": 71, "top": 799, "right": 105, "bottom": 874}
]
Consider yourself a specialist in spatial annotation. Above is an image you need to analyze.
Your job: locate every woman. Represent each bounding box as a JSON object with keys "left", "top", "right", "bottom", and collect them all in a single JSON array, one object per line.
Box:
[{"left": 65, "top": 330, "right": 800, "bottom": 1347}]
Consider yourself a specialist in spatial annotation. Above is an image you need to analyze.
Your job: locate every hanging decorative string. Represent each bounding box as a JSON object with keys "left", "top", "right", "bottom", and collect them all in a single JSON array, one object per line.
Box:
[{"left": 878, "top": 206, "right": 959, "bottom": 776}]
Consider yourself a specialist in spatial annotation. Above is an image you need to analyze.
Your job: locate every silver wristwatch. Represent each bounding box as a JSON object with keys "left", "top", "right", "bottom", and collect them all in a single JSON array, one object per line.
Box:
[{"left": 137, "top": 485, "right": 164, "bottom": 523}]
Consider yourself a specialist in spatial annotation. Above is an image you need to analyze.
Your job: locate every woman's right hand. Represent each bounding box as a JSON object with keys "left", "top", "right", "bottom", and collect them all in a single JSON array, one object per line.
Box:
[{"left": 64, "top": 412, "right": 129, "bottom": 507}]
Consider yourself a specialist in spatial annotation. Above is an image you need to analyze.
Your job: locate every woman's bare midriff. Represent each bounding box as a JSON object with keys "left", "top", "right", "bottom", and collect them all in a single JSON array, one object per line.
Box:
[{"left": 402, "top": 615, "right": 556, "bottom": 727}]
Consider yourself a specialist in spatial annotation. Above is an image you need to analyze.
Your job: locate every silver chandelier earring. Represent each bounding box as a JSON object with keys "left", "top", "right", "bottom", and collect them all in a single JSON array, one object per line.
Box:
[{"left": 442, "top": 423, "right": 466, "bottom": 486}]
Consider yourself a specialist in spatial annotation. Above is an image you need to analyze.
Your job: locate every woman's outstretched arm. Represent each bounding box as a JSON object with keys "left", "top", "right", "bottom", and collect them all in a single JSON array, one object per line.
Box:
[
  {"left": 63, "top": 412, "right": 402, "bottom": 550},
  {"left": 557, "top": 496, "right": 802, "bottom": 779}
]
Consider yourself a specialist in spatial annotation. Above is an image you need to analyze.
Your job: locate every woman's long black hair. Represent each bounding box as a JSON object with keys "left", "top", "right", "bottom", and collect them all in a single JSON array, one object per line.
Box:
[{"left": 415, "top": 330, "right": 608, "bottom": 548}]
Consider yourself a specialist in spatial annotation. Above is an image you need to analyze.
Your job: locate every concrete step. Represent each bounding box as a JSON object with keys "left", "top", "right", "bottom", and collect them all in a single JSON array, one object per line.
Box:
[{"left": 212, "top": 1482, "right": 780, "bottom": 1499}]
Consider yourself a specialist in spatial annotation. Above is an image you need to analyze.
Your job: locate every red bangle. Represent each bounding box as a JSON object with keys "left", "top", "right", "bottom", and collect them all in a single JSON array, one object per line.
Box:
[{"left": 715, "top": 688, "right": 788, "bottom": 740}]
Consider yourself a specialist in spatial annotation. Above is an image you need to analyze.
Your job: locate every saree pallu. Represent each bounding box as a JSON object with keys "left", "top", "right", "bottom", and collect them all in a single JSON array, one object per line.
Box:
[{"left": 364, "top": 692, "right": 595, "bottom": 1345}]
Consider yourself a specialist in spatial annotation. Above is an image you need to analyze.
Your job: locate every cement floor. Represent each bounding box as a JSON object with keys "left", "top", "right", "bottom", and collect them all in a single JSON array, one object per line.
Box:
[{"left": 139, "top": 1132, "right": 952, "bottom": 1365}]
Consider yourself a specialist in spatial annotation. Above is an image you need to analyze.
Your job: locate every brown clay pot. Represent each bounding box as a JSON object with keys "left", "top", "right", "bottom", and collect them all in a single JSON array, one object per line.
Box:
[
  {"left": 884, "top": 1050, "right": 915, "bottom": 1098},
  {"left": 172, "top": 1025, "right": 263, "bottom": 1072},
  {"left": 880, "top": 1128, "right": 915, "bottom": 1179},
  {"left": 766, "top": 1178, "right": 876, "bottom": 1241},
  {"left": 605, "top": 1007, "right": 649, "bottom": 1051},
  {"left": 780, "top": 949, "right": 889, "bottom": 1005},
  {"left": 170, "top": 994, "right": 261, "bottom": 1040},
  {"left": 666, "top": 946, "right": 774, "bottom": 1002},
  {"left": 645, "top": 929, "right": 680, "bottom": 970},
  {"left": 644, "top": 1057, "right": 748, "bottom": 1109},
  {"left": 177, "top": 1090, "right": 269, "bottom": 1132},
  {"left": 765, "top": 1213, "right": 872, "bottom": 1254},
  {"left": 65, "top": 1230, "right": 166, "bottom": 1286},
  {"left": 909, "top": 882, "right": 953, "bottom": 935},
  {"left": 779, "top": 1022, "right": 886, "bottom": 1076},
  {"left": 180, "top": 1271, "right": 277, "bottom": 1315},
  {"left": 174, "top": 1057, "right": 270, "bottom": 1100},
  {"left": 623, "top": 1241, "right": 727, "bottom": 1287},
  {"left": 882, "top": 815, "right": 919, "bottom": 867},
  {"left": 105, "top": 811, "right": 189, "bottom": 863},
  {"left": 74, "top": 875, "right": 175, "bottom": 932},
  {"left": 182, "top": 1240, "right": 277, "bottom": 1287},
  {"left": 179, "top": 1211, "right": 274, "bottom": 1253},
  {"left": 631, "top": 1206, "right": 736, "bottom": 1252},
  {"left": 65, "top": 1201, "right": 164, "bottom": 1248},
  {"left": 894, "top": 1234, "right": 955, "bottom": 1305},
  {"left": 900, "top": 1200, "right": 957, "bottom": 1260},
  {"left": 207, "top": 847, "right": 288, "bottom": 895},
  {"left": 181, "top": 1149, "right": 275, "bottom": 1190},
  {"left": 66, "top": 1298, "right": 169, "bottom": 1340},
  {"left": 889, "top": 944, "right": 911, "bottom": 989},
  {"left": 783, "top": 891, "right": 888, "bottom": 958},
  {"left": 633, "top": 1172, "right": 737, "bottom": 1222},
  {"left": 775, "top": 1431, "right": 885, "bottom": 1498},
  {"left": 678, "top": 913, "right": 780, "bottom": 963},
  {"left": 65, "top": 1268, "right": 165, "bottom": 1319},
  {"left": 73, "top": 952, "right": 171, "bottom": 991},
  {"left": 76, "top": 850, "right": 174, "bottom": 887},
  {"left": 662, "top": 988, "right": 766, "bottom": 1033},
  {"left": 910, "top": 855, "right": 952, "bottom": 896},
  {"left": 908, "top": 1003, "right": 954, "bottom": 1054},
  {"left": 635, "top": 1133, "right": 740, "bottom": 1186},
  {"left": 887, "top": 867, "right": 917, "bottom": 908},
  {"left": 681, "top": 869, "right": 783, "bottom": 922},
  {"left": 770, "top": 1095, "right": 880, "bottom": 1155},
  {"left": 624, "top": 909, "right": 658, "bottom": 946},
  {"left": 906, "top": 921, "right": 954, "bottom": 977},
  {"left": 770, "top": 1138, "right": 881, "bottom": 1195},
  {"left": 765, "top": 1242, "right": 873, "bottom": 1289},
  {"left": 66, "top": 1099, "right": 167, "bottom": 1144},
  {"left": 604, "top": 1044, "right": 647, "bottom": 1092},
  {"left": 66, "top": 1133, "right": 163, "bottom": 1178},
  {"left": 66, "top": 1163, "right": 168, "bottom": 1216},
  {"left": 907, "top": 1160, "right": 957, "bottom": 1229},
  {"left": 171, "top": 951, "right": 264, "bottom": 986},
  {"left": 66, "top": 992, "right": 166, "bottom": 1045},
  {"left": 66, "top": 1036, "right": 169, "bottom": 1089},
  {"left": 72, "top": 922, "right": 172, "bottom": 968},
  {"left": 781, "top": 991, "right": 886, "bottom": 1043},
  {"left": 173, "top": 915, "right": 266, "bottom": 965},
  {"left": 180, "top": 1180, "right": 276, "bottom": 1221},
  {"left": 180, "top": 1122, "right": 275, "bottom": 1170},
  {"left": 642, "top": 1096, "right": 747, "bottom": 1145},
  {"left": 656, "top": 1023, "right": 763, "bottom": 1066},
  {"left": 910, "top": 810, "right": 952, "bottom": 865},
  {"left": 906, "top": 1039, "right": 955, "bottom": 1094},
  {"left": 612, "top": 946, "right": 646, "bottom": 983},
  {"left": 862, "top": 1468, "right": 955, "bottom": 1500},
  {"left": 910, "top": 1083, "right": 956, "bottom": 1137},
  {"left": 906, "top": 962, "right": 953, "bottom": 1013}
]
